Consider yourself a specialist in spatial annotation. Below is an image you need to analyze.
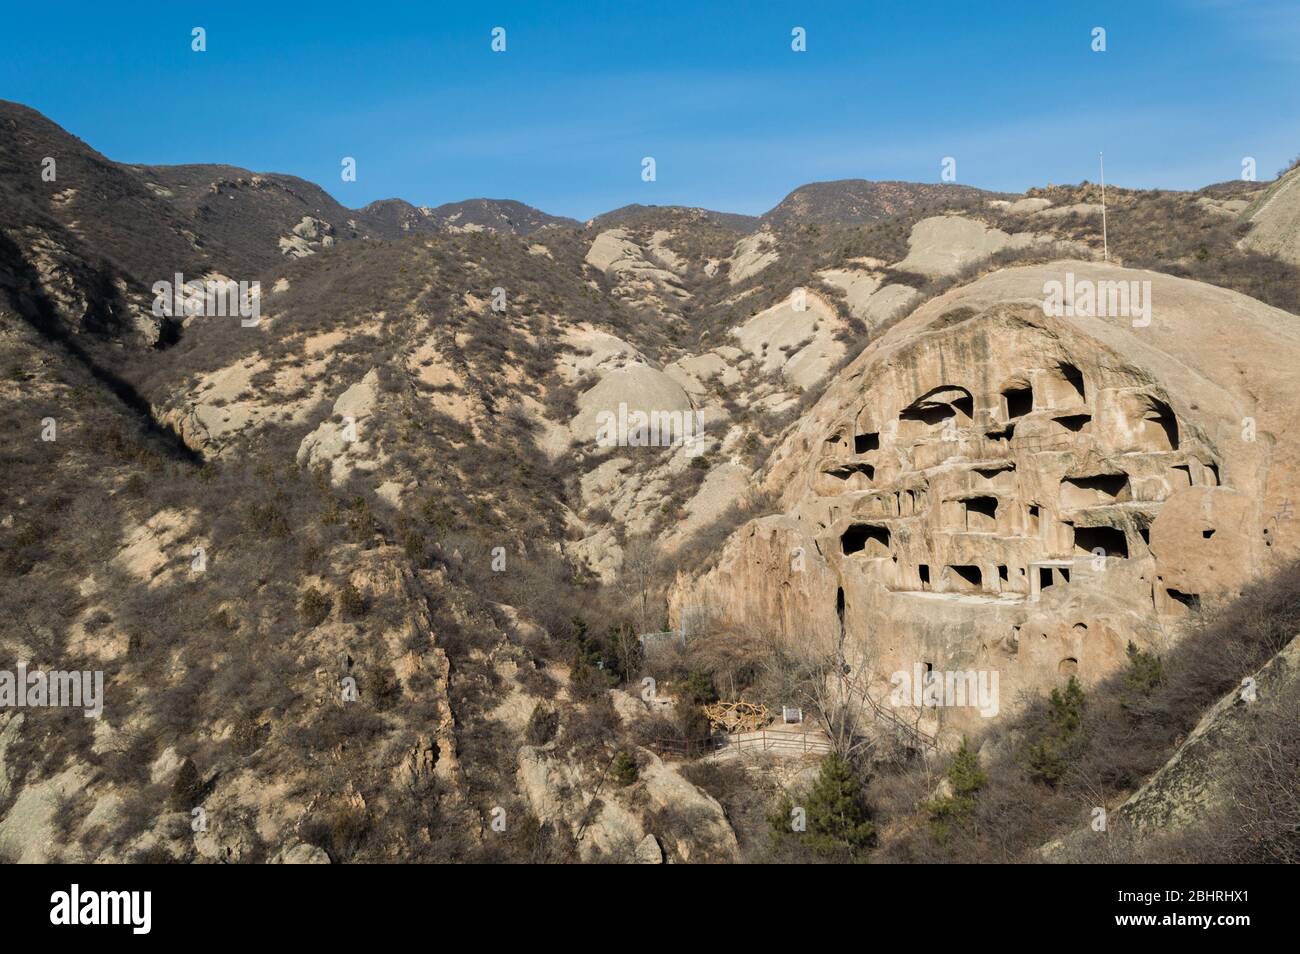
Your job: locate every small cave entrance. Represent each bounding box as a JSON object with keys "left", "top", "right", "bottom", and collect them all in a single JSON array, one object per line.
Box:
[
  {"left": 1147, "top": 401, "right": 1180, "bottom": 450},
  {"left": 1166, "top": 588, "right": 1201, "bottom": 612},
  {"left": 947, "top": 564, "right": 983, "bottom": 592},
  {"left": 1060, "top": 363, "right": 1086, "bottom": 403},
  {"left": 1060, "top": 473, "right": 1131, "bottom": 509},
  {"left": 902, "top": 403, "right": 953, "bottom": 426},
  {"left": 1002, "top": 384, "right": 1034, "bottom": 419},
  {"left": 964, "top": 495, "right": 999, "bottom": 532},
  {"left": 918, "top": 564, "right": 931, "bottom": 590},
  {"left": 986, "top": 421, "right": 1016, "bottom": 442},
  {"left": 1073, "top": 525, "right": 1129, "bottom": 559},
  {"left": 900, "top": 386, "right": 974, "bottom": 428},
  {"left": 854, "top": 431, "right": 880, "bottom": 454},
  {"left": 1137, "top": 396, "right": 1180, "bottom": 451},
  {"left": 825, "top": 461, "right": 875, "bottom": 484},
  {"left": 841, "top": 523, "right": 891, "bottom": 556},
  {"left": 1058, "top": 657, "right": 1079, "bottom": 677},
  {"left": 836, "top": 587, "right": 846, "bottom": 638},
  {"left": 1035, "top": 564, "right": 1071, "bottom": 597}
]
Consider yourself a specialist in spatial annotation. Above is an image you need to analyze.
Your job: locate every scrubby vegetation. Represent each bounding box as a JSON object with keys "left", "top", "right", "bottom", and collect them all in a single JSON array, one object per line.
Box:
[
  {"left": 767, "top": 752, "right": 876, "bottom": 862},
  {"left": 988, "top": 182, "right": 1300, "bottom": 315},
  {"left": 5, "top": 94, "right": 1300, "bottom": 865},
  {"left": 868, "top": 559, "right": 1300, "bottom": 864}
]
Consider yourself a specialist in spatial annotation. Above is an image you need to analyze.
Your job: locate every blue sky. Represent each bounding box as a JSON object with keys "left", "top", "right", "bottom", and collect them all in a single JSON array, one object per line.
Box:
[{"left": 2, "top": 0, "right": 1297, "bottom": 219}]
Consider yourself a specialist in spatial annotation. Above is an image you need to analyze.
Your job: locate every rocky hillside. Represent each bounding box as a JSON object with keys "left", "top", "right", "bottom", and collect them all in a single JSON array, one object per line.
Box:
[
  {"left": 761, "top": 179, "right": 1001, "bottom": 228},
  {"left": 3, "top": 101, "right": 1300, "bottom": 864},
  {"left": 1241, "top": 162, "right": 1300, "bottom": 265}
]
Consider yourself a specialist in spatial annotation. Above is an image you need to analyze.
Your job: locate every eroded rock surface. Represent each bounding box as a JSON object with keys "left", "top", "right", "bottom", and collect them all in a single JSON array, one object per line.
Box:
[{"left": 673, "top": 262, "right": 1300, "bottom": 742}]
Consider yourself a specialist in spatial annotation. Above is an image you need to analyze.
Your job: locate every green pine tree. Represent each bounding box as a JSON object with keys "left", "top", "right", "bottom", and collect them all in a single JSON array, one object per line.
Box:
[
  {"left": 1122, "top": 641, "right": 1164, "bottom": 697},
  {"left": 1023, "top": 676, "right": 1087, "bottom": 785},
  {"left": 610, "top": 751, "right": 638, "bottom": 787},
  {"left": 169, "top": 757, "right": 203, "bottom": 810},
  {"left": 804, "top": 753, "right": 876, "bottom": 858},
  {"left": 684, "top": 669, "right": 718, "bottom": 705},
  {"left": 924, "top": 737, "right": 986, "bottom": 837}
]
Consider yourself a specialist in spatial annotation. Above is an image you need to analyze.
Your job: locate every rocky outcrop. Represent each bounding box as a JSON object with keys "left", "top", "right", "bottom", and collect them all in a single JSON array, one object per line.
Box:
[
  {"left": 729, "top": 231, "right": 780, "bottom": 284},
  {"left": 570, "top": 364, "right": 698, "bottom": 450},
  {"left": 1119, "top": 632, "right": 1300, "bottom": 830},
  {"left": 278, "top": 215, "right": 336, "bottom": 258},
  {"left": 893, "top": 215, "right": 1042, "bottom": 278},
  {"left": 297, "top": 368, "right": 385, "bottom": 485},
  {"left": 673, "top": 262, "right": 1300, "bottom": 741},
  {"left": 817, "top": 266, "right": 921, "bottom": 330},
  {"left": 730, "top": 289, "right": 847, "bottom": 391},
  {"left": 515, "top": 745, "right": 738, "bottom": 862},
  {"left": 1241, "top": 165, "right": 1300, "bottom": 265},
  {"left": 585, "top": 229, "right": 689, "bottom": 304}
]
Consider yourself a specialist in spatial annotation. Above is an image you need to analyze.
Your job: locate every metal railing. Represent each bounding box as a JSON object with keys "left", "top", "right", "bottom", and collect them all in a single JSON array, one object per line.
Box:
[
  {"left": 650, "top": 730, "right": 832, "bottom": 760},
  {"left": 717, "top": 730, "right": 833, "bottom": 757}
]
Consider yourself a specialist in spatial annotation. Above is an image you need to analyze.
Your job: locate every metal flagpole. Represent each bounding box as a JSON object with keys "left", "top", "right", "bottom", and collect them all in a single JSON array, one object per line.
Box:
[{"left": 1100, "top": 152, "right": 1108, "bottom": 263}]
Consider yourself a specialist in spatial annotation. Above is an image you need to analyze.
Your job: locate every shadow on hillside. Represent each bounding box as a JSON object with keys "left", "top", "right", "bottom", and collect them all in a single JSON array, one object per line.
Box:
[{"left": 0, "top": 229, "right": 201, "bottom": 465}]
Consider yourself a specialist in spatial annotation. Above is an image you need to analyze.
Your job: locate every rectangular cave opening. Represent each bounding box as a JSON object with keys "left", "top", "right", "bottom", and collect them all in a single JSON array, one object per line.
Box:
[
  {"left": 1074, "top": 525, "right": 1129, "bottom": 558},
  {"left": 948, "top": 564, "right": 983, "bottom": 591},
  {"left": 1060, "top": 473, "right": 1131, "bottom": 508},
  {"left": 854, "top": 432, "right": 880, "bottom": 454},
  {"left": 919, "top": 564, "right": 930, "bottom": 589},
  {"left": 1039, "top": 566, "right": 1055, "bottom": 591},
  {"left": 1003, "top": 385, "right": 1033, "bottom": 419},
  {"left": 1143, "top": 399, "right": 1180, "bottom": 451},
  {"left": 1167, "top": 588, "right": 1201, "bottom": 611},
  {"left": 998, "top": 565, "right": 1009, "bottom": 583},
  {"left": 1060, "top": 363, "right": 1086, "bottom": 403},
  {"left": 824, "top": 462, "right": 875, "bottom": 485},
  {"left": 965, "top": 496, "right": 998, "bottom": 532},
  {"left": 841, "top": 523, "right": 890, "bottom": 556}
]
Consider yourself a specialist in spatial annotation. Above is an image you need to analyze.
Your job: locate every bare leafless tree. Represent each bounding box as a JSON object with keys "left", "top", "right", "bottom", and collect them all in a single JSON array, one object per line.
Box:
[
  {"left": 781, "top": 628, "right": 937, "bottom": 765},
  {"left": 618, "top": 534, "right": 665, "bottom": 635}
]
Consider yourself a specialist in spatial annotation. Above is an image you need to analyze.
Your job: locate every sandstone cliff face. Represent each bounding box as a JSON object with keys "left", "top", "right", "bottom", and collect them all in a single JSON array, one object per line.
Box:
[{"left": 672, "top": 262, "right": 1300, "bottom": 742}]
